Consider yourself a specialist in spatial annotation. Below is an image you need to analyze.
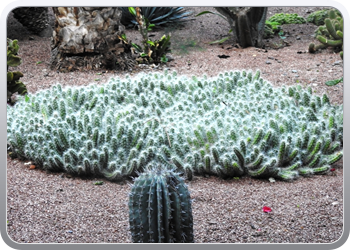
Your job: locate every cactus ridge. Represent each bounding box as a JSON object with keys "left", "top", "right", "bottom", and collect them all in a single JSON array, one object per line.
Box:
[
  {"left": 128, "top": 168, "right": 194, "bottom": 243},
  {"left": 7, "top": 70, "right": 343, "bottom": 181}
]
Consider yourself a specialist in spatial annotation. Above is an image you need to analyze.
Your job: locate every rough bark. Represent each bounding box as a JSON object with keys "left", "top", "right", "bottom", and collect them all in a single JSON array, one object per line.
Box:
[
  {"left": 214, "top": 7, "right": 267, "bottom": 48},
  {"left": 50, "top": 7, "right": 134, "bottom": 72},
  {"left": 12, "top": 7, "right": 52, "bottom": 37}
]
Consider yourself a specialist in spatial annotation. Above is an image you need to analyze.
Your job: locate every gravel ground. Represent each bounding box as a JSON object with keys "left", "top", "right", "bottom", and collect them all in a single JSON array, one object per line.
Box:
[{"left": 6, "top": 7, "right": 344, "bottom": 244}]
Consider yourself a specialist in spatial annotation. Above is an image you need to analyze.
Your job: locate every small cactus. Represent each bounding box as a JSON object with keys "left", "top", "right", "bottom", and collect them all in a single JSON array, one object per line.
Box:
[
  {"left": 128, "top": 167, "right": 194, "bottom": 243},
  {"left": 309, "top": 9, "right": 343, "bottom": 59}
]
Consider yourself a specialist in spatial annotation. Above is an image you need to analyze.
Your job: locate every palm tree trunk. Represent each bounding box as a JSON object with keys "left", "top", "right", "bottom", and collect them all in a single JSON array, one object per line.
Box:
[
  {"left": 50, "top": 7, "right": 134, "bottom": 72},
  {"left": 12, "top": 7, "right": 52, "bottom": 37}
]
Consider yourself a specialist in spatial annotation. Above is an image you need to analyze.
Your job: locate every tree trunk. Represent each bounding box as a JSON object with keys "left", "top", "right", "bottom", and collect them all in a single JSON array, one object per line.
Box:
[
  {"left": 12, "top": 7, "right": 53, "bottom": 37},
  {"left": 214, "top": 7, "right": 267, "bottom": 48},
  {"left": 50, "top": 7, "right": 134, "bottom": 72}
]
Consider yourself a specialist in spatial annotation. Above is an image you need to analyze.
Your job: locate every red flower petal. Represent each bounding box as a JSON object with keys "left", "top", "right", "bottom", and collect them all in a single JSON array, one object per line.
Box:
[
  {"left": 263, "top": 206, "right": 272, "bottom": 213},
  {"left": 330, "top": 168, "right": 336, "bottom": 172}
]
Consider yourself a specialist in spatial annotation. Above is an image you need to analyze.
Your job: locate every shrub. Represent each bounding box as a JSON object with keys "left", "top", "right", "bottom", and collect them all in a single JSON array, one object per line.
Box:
[
  {"left": 7, "top": 70, "right": 343, "bottom": 181},
  {"left": 264, "top": 20, "right": 282, "bottom": 38},
  {"left": 307, "top": 8, "right": 342, "bottom": 26},
  {"left": 268, "top": 13, "right": 306, "bottom": 25}
]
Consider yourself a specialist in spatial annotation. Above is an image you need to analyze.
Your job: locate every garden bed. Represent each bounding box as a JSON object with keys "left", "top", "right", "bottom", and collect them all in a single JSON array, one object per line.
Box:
[{"left": 6, "top": 6, "right": 343, "bottom": 243}]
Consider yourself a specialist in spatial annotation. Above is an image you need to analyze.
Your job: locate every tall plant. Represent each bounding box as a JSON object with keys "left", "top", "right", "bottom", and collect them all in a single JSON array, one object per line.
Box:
[
  {"left": 126, "top": 7, "right": 171, "bottom": 64},
  {"left": 196, "top": 7, "right": 267, "bottom": 48},
  {"left": 7, "top": 38, "right": 27, "bottom": 105}
]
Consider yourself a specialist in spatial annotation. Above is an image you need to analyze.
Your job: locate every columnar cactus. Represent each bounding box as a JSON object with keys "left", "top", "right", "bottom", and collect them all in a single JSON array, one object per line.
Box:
[
  {"left": 7, "top": 69, "right": 343, "bottom": 182},
  {"left": 128, "top": 167, "right": 194, "bottom": 243},
  {"left": 309, "top": 9, "right": 343, "bottom": 59}
]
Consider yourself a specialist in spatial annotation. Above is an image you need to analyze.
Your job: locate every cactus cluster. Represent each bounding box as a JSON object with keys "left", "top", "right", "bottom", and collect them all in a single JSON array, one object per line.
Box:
[
  {"left": 7, "top": 70, "right": 343, "bottom": 181},
  {"left": 267, "top": 13, "right": 306, "bottom": 25},
  {"left": 309, "top": 9, "right": 343, "bottom": 59},
  {"left": 129, "top": 167, "right": 193, "bottom": 243},
  {"left": 306, "top": 8, "right": 341, "bottom": 26}
]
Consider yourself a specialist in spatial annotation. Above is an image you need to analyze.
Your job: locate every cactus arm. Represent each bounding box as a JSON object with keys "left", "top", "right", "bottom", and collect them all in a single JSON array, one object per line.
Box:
[
  {"left": 317, "top": 35, "right": 343, "bottom": 47},
  {"left": 328, "top": 151, "right": 343, "bottom": 165},
  {"left": 325, "top": 18, "right": 342, "bottom": 40}
]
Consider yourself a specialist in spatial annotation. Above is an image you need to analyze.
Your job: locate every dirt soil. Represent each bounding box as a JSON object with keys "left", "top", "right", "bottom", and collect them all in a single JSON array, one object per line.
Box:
[{"left": 6, "top": 7, "right": 344, "bottom": 244}]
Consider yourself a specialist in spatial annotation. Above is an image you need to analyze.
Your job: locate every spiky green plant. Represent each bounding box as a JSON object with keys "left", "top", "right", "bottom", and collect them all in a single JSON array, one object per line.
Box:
[
  {"left": 7, "top": 70, "right": 343, "bottom": 182},
  {"left": 128, "top": 167, "right": 193, "bottom": 243},
  {"left": 268, "top": 13, "right": 306, "bottom": 25},
  {"left": 306, "top": 8, "right": 341, "bottom": 26},
  {"left": 309, "top": 9, "right": 343, "bottom": 59},
  {"left": 7, "top": 38, "right": 27, "bottom": 105},
  {"left": 121, "top": 8, "right": 172, "bottom": 64},
  {"left": 120, "top": 7, "right": 191, "bottom": 28}
]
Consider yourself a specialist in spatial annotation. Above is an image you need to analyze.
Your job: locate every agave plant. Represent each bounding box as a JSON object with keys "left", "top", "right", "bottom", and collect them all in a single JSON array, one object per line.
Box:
[{"left": 119, "top": 7, "right": 192, "bottom": 28}]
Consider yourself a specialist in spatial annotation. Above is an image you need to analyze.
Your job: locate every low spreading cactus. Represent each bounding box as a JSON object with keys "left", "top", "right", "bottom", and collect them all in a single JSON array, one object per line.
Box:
[{"left": 7, "top": 70, "right": 343, "bottom": 181}]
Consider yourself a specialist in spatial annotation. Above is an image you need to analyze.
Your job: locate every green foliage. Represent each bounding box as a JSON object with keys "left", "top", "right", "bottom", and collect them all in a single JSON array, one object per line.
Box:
[
  {"left": 309, "top": 9, "right": 343, "bottom": 86},
  {"left": 120, "top": 7, "right": 191, "bottom": 28},
  {"left": 124, "top": 8, "right": 171, "bottom": 64},
  {"left": 7, "top": 70, "right": 343, "bottom": 182},
  {"left": 128, "top": 167, "right": 193, "bottom": 243},
  {"left": 325, "top": 77, "right": 343, "bottom": 86},
  {"left": 309, "top": 9, "right": 343, "bottom": 59},
  {"left": 268, "top": 13, "right": 306, "bottom": 25},
  {"left": 264, "top": 20, "right": 282, "bottom": 38},
  {"left": 307, "top": 8, "right": 342, "bottom": 26},
  {"left": 7, "top": 38, "right": 27, "bottom": 104}
]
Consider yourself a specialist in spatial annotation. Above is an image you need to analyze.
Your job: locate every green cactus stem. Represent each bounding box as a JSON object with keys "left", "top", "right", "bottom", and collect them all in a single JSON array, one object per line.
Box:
[
  {"left": 316, "top": 35, "right": 342, "bottom": 47},
  {"left": 309, "top": 9, "right": 343, "bottom": 59},
  {"left": 128, "top": 168, "right": 194, "bottom": 243}
]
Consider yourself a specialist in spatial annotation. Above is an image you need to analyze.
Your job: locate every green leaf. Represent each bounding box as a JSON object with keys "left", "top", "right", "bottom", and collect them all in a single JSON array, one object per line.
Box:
[
  {"left": 95, "top": 78, "right": 100, "bottom": 81},
  {"left": 7, "top": 54, "right": 21, "bottom": 67},
  {"left": 325, "top": 77, "right": 343, "bottom": 86},
  {"left": 7, "top": 71, "right": 13, "bottom": 82},
  {"left": 128, "top": 7, "right": 136, "bottom": 16},
  {"left": 121, "top": 33, "right": 127, "bottom": 41},
  {"left": 147, "top": 22, "right": 154, "bottom": 31},
  {"left": 160, "top": 55, "right": 168, "bottom": 63},
  {"left": 146, "top": 41, "right": 155, "bottom": 46},
  {"left": 25, "top": 95, "right": 30, "bottom": 102},
  {"left": 36, "top": 61, "right": 43, "bottom": 65},
  {"left": 93, "top": 181, "right": 104, "bottom": 185},
  {"left": 131, "top": 43, "right": 143, "bottom": 52}
]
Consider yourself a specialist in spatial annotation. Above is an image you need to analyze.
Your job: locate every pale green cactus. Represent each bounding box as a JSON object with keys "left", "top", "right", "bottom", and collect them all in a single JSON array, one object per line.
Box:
[{"left": 7, "top": 69, "right": 343, "bottom": 182}]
